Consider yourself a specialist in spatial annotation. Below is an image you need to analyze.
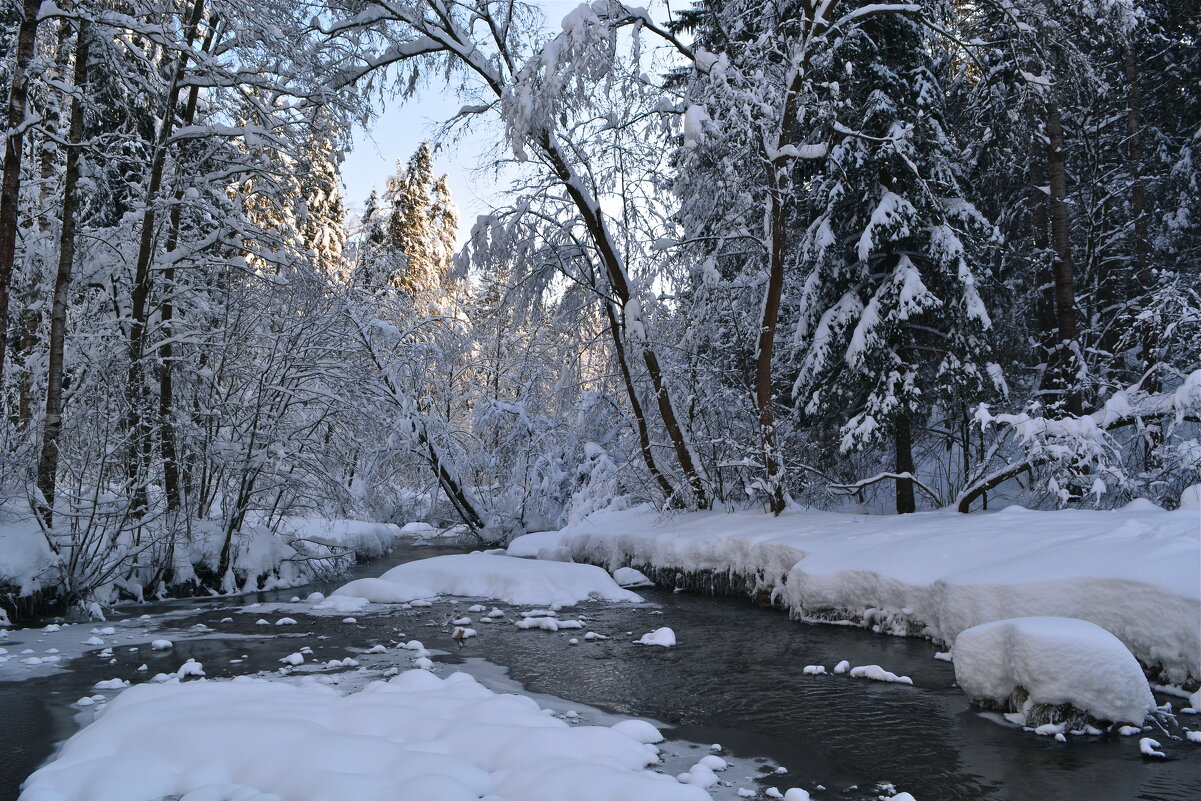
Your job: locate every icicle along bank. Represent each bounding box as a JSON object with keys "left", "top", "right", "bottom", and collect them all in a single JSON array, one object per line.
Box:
[{"left": 507, "top": 501, "right": 1201, "bottom": 689}]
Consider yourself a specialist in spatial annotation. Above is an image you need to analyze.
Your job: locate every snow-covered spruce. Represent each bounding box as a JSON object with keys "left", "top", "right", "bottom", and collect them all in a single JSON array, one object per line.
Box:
[
  {"left": 508, "top": 503, "right": 1200, "bottom": 683},
  {"left": 953, "top": 617, "right": 1155, "bottom": 726},
  {"left": 331, "top": 553, "right": 643, "bottom": 607},
  {"left": 19, "top": 671, "right": 708, "bottom": 801}
]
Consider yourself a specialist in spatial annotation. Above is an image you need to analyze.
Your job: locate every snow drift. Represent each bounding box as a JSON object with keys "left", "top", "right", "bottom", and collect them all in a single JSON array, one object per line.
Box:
[
  {"left": 333, "top": 552, "right": 644, "bottom": 607},
  {"left": 19, "top": 670, "right": 707, "bottom": 801}
]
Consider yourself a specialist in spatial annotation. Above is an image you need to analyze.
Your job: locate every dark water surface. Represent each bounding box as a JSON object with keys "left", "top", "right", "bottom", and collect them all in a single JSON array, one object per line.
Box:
[{"left": 2, "top": 539, "right": 1197, "bottom": 801}]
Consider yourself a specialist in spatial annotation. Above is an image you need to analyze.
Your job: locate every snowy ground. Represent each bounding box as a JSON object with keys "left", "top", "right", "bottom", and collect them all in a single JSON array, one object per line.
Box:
[{"left": 508, "top": 498, "right": 1201, "bottom": 684}]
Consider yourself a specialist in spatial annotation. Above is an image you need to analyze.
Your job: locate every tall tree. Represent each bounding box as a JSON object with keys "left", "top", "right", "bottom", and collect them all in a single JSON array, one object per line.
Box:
[{"left": 0, "top": 0, "right": 42, "bottom": 381}]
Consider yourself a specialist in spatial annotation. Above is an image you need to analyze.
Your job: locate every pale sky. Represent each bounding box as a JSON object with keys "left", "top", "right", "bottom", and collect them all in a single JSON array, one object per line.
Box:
[{"left": 340, "top": 1, "right": 584, "bottom": 243}]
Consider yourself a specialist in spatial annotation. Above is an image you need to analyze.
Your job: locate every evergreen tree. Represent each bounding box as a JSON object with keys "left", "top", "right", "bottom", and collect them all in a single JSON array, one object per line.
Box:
[
  {"left": 789, "top": 11, "right": 997, "bottom": 513},
  {"left": 386, "top": 142, "right": 437, "bottom": 292}
]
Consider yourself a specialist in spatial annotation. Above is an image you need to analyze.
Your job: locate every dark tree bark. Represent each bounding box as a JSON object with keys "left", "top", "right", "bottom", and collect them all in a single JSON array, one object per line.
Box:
[
  {"left": 1029, "top": 112, "right": 1056, "bottom": 354},
  {"left": 36, "top": 19, "right": 90, "bottom": 528},
  {"left": 0, "top": 0, "right": 44, "bottom": 381},
  {"left": 1125, "top": 41, "right": 1158, "bottom": 393},
  {"left": 755, "top": 175, "right": 787, "bottom": 515},
  {"left": 540, "top": 136, "right": 708, "bottom": 507},
  {"left": 895, "top": 412, "right": 915, "bottom": 514},
  {"left": 1045, "top": 94, "right": 1082, "bottom": 415}
]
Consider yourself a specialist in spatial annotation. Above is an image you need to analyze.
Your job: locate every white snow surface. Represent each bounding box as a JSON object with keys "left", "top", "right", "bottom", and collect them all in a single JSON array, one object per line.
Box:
[
  {"left": 19, "top": 670, "right": 709, "bottom": 801},
  {"left": 509, "top": 504, "right": 1200, "bottom": 681},
  {"left": 953, "top": 617, "right": 1156, "bottom": 724},
  {"left": 333, "top": 553, "right": 643, "bottom": 607}
]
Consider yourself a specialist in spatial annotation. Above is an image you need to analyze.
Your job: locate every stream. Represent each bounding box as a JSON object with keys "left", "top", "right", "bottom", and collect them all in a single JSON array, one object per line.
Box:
[{"left": 1, "top": 538, "right": 1197, "bottom": 801}]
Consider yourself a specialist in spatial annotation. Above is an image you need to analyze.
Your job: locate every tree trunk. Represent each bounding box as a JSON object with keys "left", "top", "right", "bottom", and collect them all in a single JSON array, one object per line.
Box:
[
  {"left": 895, "top": 412, "right": 915, "bottom": 514},
  {"left": 36, "top": 19, "right": 90, "bottom": 528},
  {"left": 1045, "top": 94, "right": 1081, "bottom": 415},
  {"left": 157, "top": 12, "right": 220, "bottom": 514},
  {"left": 124, "top": 0, "right": 206, "bottom": 516},
  {"left": 0, "top": 0, "right": 43, "bottom": 381},
  {"left": 1029, "top": 113, "right": 1055, "bottom": 354},
  {"left": 1125, "top": 42, "right": 1156, "bottom": 387},
  {"left": 17, "top": 22, "right": 74, "bottom": 432},
  {"left": 755, "top": 176, "right": 787, "bottom": 515}
]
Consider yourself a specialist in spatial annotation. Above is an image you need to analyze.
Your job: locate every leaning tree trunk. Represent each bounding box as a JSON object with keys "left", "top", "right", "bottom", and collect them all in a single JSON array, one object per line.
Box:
[
  {"left": 538, "top": 136, "right": 708, "bottom": 508},
  {"left": 602, "top": 302, "right": 677, "bottom": 504},
  {"left": 0, "top": 0, "right": 44, "bottom": 381},
  {"left": 35, "top": 19, "right": 91, "bottom": 528}
]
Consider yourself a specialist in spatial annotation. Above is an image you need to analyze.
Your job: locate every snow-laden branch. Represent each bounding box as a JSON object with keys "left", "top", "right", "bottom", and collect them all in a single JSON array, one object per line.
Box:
[
  {"left": 829, "top": 470, "right": 943, "bottom": 507},
  {"left": 957, "top": 370, "right": 1201, "bottom": 512}
]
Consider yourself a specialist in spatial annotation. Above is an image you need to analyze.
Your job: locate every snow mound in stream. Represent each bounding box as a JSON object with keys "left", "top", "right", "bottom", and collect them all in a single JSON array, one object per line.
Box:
[
  {"left": 953, "top": 617, "right": 1155, "bottom": 725},
  {"left": 19, "top": 671, "right": 708, "bottom": 801},
  {"left": 332, "top": 553, "right": 644, "bottom": 607}
]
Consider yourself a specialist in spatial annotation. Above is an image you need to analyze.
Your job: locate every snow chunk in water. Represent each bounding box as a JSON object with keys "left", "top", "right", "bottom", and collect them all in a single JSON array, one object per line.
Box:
[
  {"left": 175, "top": 659, "right": 205, "bottom": 679},
  {"left": 848, "top": 665, "right": 912, "bottom": 685},
  {"left": 953, "top": 617, "right": 1155, "bottom": 724},
  {"left": 1139, "top": 737, "right": 1166, "bottom": 757},
  {"left": 636, "top": 627, "right": 676, "bottom": 647},
  {"left": 333, "top": 553, "right": 643, "bottom": 607}
]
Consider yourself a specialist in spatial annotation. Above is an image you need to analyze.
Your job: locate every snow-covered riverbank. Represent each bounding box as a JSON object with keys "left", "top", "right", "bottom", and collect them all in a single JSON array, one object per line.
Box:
[
  {"left": 509, "top": 499, "right": 1201, "bottom": 685},
  {"left": 0, "top": 513, "right": 405, "bottom": 615}
]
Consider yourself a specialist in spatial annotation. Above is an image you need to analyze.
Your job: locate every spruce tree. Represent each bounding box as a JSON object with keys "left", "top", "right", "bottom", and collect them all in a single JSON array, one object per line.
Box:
[{"left": 789, "top": 12, "right": 997, "bottom": 512}]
